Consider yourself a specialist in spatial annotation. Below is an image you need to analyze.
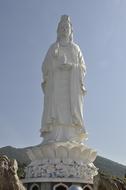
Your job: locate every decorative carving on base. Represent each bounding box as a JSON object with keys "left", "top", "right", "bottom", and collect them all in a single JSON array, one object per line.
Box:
[
  {"left": 25, "top": 142, "right": 98, "bottom": 183},
  {"left": 25, "top": 158, "right": 98, "bottom": 183},
  {"left": 27, "top": 142, "right": 97, "bottom": 164}
]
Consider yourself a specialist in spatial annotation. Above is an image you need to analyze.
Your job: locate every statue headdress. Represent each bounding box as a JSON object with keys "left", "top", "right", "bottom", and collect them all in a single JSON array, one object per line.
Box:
[{"left": 57, "top": 15, "right": 73, "bottom": 42}]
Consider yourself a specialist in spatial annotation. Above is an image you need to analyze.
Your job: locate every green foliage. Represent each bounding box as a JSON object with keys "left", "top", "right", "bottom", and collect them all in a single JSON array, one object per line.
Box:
[
  {"left": 17, "top": 162, "right": 26, "bottom": 179},
  {"left": 97, "top": 171, "right": 126, "bottom": 190}
]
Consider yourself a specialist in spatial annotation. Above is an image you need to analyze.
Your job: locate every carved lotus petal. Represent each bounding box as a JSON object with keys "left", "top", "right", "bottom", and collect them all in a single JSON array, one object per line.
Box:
[
  {"left": 82, "top": 148, "right": 91, "bottom": 162},
  {"left": 27, "top": 149, "right": 36, "bottom": 161},
  {"left": 30, "top": 149, "right": 39, "bottom": 160},
  {"left": 69, "top": 147, "right": 81, "bottom": 160},
  {"left": 41, "top": 145, "right": 52, "bottom": 158},
  {"left": 34, "top": 147, "right": 44, "bottom": 160},
  {"left": 44, "top": 145, "right": 56, "bottom": 158},
  {"left": 55, "top": 146, "right": 68, "bottom": 159},
  {"left": 90, "top": 150, "right": 97, "bottom": 162}
]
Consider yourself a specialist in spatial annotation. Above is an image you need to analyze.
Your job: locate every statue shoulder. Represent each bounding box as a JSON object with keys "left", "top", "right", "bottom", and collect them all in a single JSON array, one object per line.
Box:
[
  {"left": 45, "top": 42, "right": 58, "bottom": 57},
  {"left": 70, "top": 42, "right": 82, "bottom": 53},
  {"left": 48, "top": 42, "right": 58, "bottom": 51}
]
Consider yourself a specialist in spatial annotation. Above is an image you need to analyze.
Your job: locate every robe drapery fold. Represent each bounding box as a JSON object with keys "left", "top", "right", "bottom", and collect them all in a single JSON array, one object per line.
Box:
[{"left": 41, "top": 42, "right": 86, "bottom": 142}]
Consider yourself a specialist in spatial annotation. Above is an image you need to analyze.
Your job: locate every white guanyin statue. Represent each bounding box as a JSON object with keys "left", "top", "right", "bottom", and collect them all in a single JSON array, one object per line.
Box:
[
  {"left": 25, "top": 16, "right": 98, "bottom": 183},
  {"left": 40, "top": 15, "right": 87, "bottom": 143}
]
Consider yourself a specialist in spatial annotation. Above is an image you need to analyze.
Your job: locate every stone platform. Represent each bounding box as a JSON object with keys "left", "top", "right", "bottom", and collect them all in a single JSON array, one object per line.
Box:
[{"left": 23, "top": 142, "right": 98, "bottom": 185}]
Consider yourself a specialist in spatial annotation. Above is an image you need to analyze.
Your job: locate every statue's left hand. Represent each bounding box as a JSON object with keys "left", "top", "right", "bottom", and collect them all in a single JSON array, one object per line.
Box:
[{"left": 59, "top": 62, "right": 72, "bottom": 70}]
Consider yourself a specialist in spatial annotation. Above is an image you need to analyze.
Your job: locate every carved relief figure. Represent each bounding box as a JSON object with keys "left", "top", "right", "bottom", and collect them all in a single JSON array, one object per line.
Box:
[{"left": 41, "top": 15, "right": 87, "bottom": 143}]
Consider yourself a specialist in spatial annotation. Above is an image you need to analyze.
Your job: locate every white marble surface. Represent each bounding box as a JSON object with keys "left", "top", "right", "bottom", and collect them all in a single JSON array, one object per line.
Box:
[
  {"left": 22, "top": 177, "right": 94, "bottom": 184},
  {"left": 24, "top": 15, "right": 98, "bottom": 186},
  {"left": 40, "top": 15, "right": 87, "bottom": 143},
  {"left": 25, "top": 142, "right": 98, "bottom": 184},
  {"left": 25, "top": 158, "right": 97, "bottom": 181},
  {"left": 27, "top": 142, "right": 97, "bottom": 163}
]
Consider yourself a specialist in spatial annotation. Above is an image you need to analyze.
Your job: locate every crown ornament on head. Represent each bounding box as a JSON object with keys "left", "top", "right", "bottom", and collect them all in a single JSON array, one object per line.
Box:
[
  {"left": 60, "top": 15, "right": 71, "bottom": 23},
  {"left": 57, "top": 15, "right": 73, "bottom": 42}
]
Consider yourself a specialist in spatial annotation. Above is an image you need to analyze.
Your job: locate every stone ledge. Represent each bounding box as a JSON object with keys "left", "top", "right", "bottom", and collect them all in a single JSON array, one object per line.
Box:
[{"left": 22, "top": 177, "right": 93, "bottom": 184}]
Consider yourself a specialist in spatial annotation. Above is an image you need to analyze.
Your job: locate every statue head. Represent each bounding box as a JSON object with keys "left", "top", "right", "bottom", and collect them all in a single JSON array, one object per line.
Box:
[{"left": 57, "top": 15, "right": 73, "bottom": 42}]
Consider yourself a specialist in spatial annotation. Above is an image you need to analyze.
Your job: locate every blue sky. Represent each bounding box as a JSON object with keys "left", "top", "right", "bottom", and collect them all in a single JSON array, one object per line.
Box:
[{"left": 0, "top": 0, "right": 126, "bottom": 165}]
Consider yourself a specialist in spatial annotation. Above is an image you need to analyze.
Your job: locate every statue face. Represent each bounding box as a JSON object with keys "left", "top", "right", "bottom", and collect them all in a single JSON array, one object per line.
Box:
[{"left": 58, "top": 21, "right": 71, "bottom": 39}]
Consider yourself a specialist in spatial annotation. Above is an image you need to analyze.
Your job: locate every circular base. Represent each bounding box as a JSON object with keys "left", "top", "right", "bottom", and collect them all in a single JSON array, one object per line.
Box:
[
  {"left": 22, "top": 177, "right": 93, "bottom": 184},
  {"left": 25, "top": 142, "right": 98, "bottom": 184},
  {"left": 27, "top": 141, "right": 97, "bottom": 163}
]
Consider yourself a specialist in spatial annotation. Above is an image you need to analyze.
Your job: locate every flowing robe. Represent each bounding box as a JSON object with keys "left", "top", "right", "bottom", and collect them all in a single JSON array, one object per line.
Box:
[{"left": 41, "top": 42, "right": 86, "bottom": 142}]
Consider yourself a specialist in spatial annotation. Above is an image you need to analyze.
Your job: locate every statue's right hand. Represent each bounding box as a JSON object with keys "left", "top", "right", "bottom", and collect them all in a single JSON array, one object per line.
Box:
[{"left": 59, "top": 54, "right": 67, "bottom": 65}]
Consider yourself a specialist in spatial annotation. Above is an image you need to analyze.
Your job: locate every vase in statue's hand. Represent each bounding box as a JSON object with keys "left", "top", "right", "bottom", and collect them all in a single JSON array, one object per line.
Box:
[{"left": 59, "top": 54, "right": 72, "bottom": 70}]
